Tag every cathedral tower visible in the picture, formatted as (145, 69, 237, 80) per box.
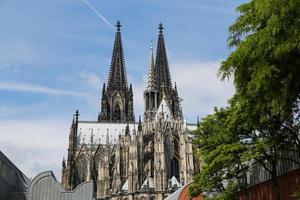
(144, 23, 182, 120)
(98, 21, 135, 123)
(155, 23, 172, 95)
(62, 22, 198, 200)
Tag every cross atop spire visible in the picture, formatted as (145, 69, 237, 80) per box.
(116, 20, 121, 31)
(99, 20, 135, 123)
(159, 23, 164, 34)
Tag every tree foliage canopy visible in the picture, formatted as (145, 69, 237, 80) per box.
(220, 0, 300, 120)
(191, 0, 300, 199)
(190, 106, 249, 199)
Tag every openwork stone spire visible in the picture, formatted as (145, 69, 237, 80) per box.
(155, 23, 172, 93)
(107, 20, 128, 91)
(143, 23, 183, 120)
(147, 41, 156, 90)
(98, 21, 135, 123)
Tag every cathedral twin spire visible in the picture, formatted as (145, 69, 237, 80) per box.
(144, 23, 181, 119)
(154, 23, 172, 93)
(98, 21, 134, 122)
(146, 23, 173, 94)
(106, 20, 173, 95)
(99, 21, 180, 123)
(107, 20, 128, 91)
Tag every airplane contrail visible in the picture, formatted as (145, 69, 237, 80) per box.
(81, 0, 115, 30)
(81, 0, 135, 48)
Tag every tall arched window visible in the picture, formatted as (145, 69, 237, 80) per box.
(107, 105, 110, 120)
(75, 155, 88, 185)
(171, 158, 180, 179)
(114, 104, 121, 121)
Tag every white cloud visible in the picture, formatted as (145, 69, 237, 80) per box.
(0, 39, 39, 67)
(0, 82, 86, 97)
(78, 70, 103, 108)
(80, 70, 102, 90)
(0, 103, 46, 118)
(0, 119, 69, 179)
(1, 142, 63, 180)
(132, 83, 146, 119)
(0, 120, 68, 148)
(132, 60, 235, 122)
(172, 60, 234, 121)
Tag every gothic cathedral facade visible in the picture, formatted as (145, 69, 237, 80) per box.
(61, 21, 198, 200)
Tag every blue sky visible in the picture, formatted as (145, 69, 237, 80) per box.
(0, 0, 245, 179)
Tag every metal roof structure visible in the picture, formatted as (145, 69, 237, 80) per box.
(0, 151, 30, 200)
(27, 171, 94, 200)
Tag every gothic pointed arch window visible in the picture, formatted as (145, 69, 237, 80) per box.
(171, 158, 180, 179)
(107, 105, 110, 120)
(173, 139, 179, 155)
(94, 149, 105, 180)
(75, 154, 89, 185)
(172, 138, 180, 179)
(114, 104, 121, 122)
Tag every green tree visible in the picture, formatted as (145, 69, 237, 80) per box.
(226, 95, 291, 200)
(191, 0, 300, 199)
(217, 0, 300, 199)
(190, 96, 299, 200)
(190, 106, 249, 200)
(219, 0, 300, 148)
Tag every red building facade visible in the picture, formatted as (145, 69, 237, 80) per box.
(239, 168, 300, 200)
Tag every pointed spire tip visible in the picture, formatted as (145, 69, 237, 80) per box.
(147, 42, 155, 90)
(116, 20, 121, 31)
(108, 19, 128, 90)
(159, 23, 164, 34)
(150, 40, 153, 50)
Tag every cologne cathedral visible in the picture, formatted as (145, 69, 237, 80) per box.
(61, 21, 198, 200)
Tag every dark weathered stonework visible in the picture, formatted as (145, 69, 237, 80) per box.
(144, 23, 182, 122)
(61, 22, 199, 200)
(98, 20, 135, 123)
